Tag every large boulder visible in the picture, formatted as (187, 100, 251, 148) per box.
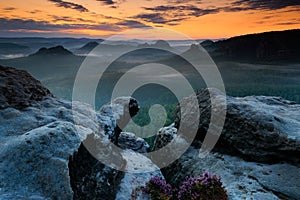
(0, 66, 157, 199)
(174, 88, 300, 165)
(0, 95, 125, 199)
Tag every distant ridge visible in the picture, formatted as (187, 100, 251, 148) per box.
(138, 40, 172, 49)
(30, 46, 73, 56)
(0, 43, 30, 55)
(73, 42, 99, 54)
(202, 29, 300, 63)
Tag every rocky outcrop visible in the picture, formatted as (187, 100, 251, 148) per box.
(154, 88, 300, 199)
(162, 145, 300, 200)
(174, 88, 300, 165)
(99, 97, 139, 145)
(0, 65, 52, 109)
(0, 66, 155, 199)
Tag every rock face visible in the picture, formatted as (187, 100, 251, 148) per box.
(118, 132, 149, 153)
(100, 97, 139, 145)
(162, 145, 300, 200)
(116, 150, 163, 200)
(174, 88, 300, 165)
(0, 65, 52, 109)
(0, 66, 154, 199)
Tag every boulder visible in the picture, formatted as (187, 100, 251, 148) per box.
(174, 88, 300, 165)
(0, 65, 52, 109)
(0, 66, 162, 199)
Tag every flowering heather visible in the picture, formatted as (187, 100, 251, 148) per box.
(177, 171, 228, 200)
(143, 176, 174, 200)
(140, 172, 228, 200)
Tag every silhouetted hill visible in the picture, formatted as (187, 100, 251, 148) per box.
(73, 41, 99, 54)
(200, 40, 214, 47)
(203, 29, 300, 63)
(0, 37, 104, 51)
(138, 40, 172, 49)
(30, 46, 73, 57)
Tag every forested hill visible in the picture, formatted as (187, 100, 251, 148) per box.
(202, 29, 300, 63)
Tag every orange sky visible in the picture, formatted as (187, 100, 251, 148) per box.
(0, 0, 299, 39)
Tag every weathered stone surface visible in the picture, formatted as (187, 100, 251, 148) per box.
(99, 97, 139, 144)
(0, 96, 125, 199)
(162, 146, 299, 200)
(0, 65, 53, 109)
(0, 121, 80, 199)
(153, 123, 177, 150)
(175, 88, 300, 165)
(0, 66, 161, 200)
(116, 150, 163, 200)
(154, 127, 300, 200)
(118, 132, 149, 153)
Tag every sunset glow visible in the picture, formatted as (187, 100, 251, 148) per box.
(1, 0, 300, 39)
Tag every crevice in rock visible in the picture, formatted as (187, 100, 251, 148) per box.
(68, 137, 124, 200)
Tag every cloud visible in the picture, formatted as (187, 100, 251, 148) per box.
(28, 9, 42, 14)
(275, 22, 300, 26)
(167, 0, 202, 4)
(116, 20, 152, 28)
(134, 13, 187, 25)
(230, 0, 300, 11)
(0, 17, 152, 35)
(0, 18, 121, 32)
(96, 0, 126, 8)
(48, 0, 89, 12)
(135, 5, 219, 25)
(97, 0, 116, 5)
(2, 7, 16, 11)
(48, 15, 96, 23)
(135, 0, 300, 26)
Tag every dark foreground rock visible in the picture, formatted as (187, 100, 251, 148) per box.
(0, 65, 52, 109)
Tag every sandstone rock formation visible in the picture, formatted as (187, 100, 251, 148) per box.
(174, 88, 300, 165)
(154, 88, 300, 200)
(0, 66, 156, 199)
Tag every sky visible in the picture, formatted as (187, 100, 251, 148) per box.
(0, 0, 300, 39)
